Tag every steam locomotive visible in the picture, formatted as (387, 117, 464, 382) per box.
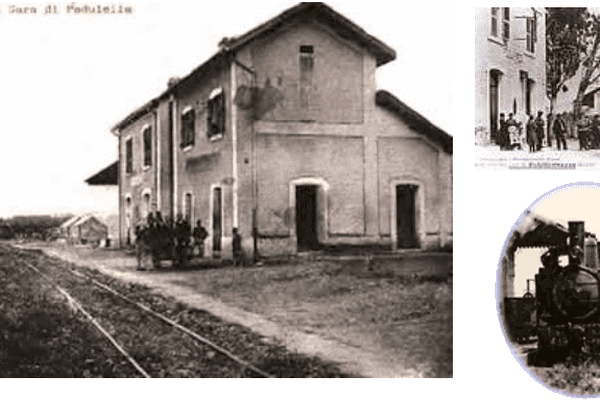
(530, 221, 600, 366)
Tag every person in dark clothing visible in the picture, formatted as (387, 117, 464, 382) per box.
(232, 228, 246, 267)
(174, 213, 191, 267)
(535, 111, 545, 151)
(554, 113, 567, 150)
(592, 115, 600, 149)
(498, 113, 507, 149)
(193, 219, 208, 258)
(146, 211, 156, 228)
(546, 113, 553, 148)
(526, 114, 537, 153)
(155, 211, 164, 226)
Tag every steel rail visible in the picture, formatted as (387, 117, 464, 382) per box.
(68, 269, 274, 378)
(17, 256, 151, 378)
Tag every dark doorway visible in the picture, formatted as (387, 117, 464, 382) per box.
(212, 187, 222, 254)
(526, 78, 533, 117)
(396, 185, 418, 249)
(296, 185, 319, 251)
(490, 70, 501, 143)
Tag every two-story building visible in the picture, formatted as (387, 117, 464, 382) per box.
(475, 7, 547, 144)
(112, 2, 453, 257)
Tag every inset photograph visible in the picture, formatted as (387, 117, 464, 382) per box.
(476, 8, 600, 170)
(500, 183, 600, 395)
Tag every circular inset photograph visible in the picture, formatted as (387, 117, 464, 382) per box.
(499, 183, 600, 396)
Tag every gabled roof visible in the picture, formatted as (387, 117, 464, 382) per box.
(375, 90, 452, 154)
(85, 161, 118, 185)
(73, 215, 106, 228)
(60, 216, 82, 229)
(112, 2, 396, 132)
(220, 2, 396, 66)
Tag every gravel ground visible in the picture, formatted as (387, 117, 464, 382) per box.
(0, 244, 354, 377)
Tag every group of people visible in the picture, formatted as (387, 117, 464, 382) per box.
(495, 111, 569, 152)
(576, 114, 600, 150)
(136, 211, 246, 267)
(525, 111, 568, 152)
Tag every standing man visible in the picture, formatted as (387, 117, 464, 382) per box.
(592, 115, 600, 149)
(526, 114, 537, 153)
(577, 114, 591, 150)
(193, 219, 208, 258)
(174, 213, 191, 268)
(232, 228, 246, 267)
(554, 113, 567, 151)
(546, 113, 553, 148)
(498, 113, 507, 149)
(535, 111, 545, 151)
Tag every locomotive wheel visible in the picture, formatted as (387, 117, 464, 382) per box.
(551, 265, 600, 322)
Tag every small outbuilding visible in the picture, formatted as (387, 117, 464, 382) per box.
(59, 215, 108, 246)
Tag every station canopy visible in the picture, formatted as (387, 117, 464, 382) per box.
(507, 212, 569, 252)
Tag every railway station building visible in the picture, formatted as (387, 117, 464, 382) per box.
(111, 2, 453, 257)
(475, 7, 547, 144)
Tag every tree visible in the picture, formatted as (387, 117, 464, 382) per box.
(546, 8, 587, 116)
(574, 11, 600, 119)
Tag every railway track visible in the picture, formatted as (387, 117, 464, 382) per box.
(1, 244, 288, 378)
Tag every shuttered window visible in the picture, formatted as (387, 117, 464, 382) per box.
(184, 193, 192, 223)
(299, 45, 314, 110)
(181, 109, 195, 148)
(125, 138, 133, 174)
(502, 8, 510, 40)
(526, 16, 536, 53)
(143, 126, 152, 167)
(207, 91, 225, 138)
(491, 8, 499, 37)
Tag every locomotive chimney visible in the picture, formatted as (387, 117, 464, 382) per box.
(569, 221, 585, 265)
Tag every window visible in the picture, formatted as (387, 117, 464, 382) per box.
(526, 15, 536, 53)
(125, 138, 133, 174)
(491, 8, 499, 37)
(181, 109, 195, 148)
(143, 126, 152, 167)
(184, 193, 192, 223)
(207, 89, 225, 139)
(502, 8, 510, 41)
(299, 45, 314, 109)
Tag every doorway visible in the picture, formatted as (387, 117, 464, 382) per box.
(396, 184, 418, 249)
(212, 187, 222, 254)
(296, 185, 318, 251)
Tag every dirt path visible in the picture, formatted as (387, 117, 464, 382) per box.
(25, 244, 429, 377)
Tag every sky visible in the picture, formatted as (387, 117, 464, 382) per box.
(0, 2, 453, 218)
(512, 186, 600, 296)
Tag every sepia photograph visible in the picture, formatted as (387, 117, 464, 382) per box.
(475, 8, 600, 170)
(0, 2, 453, 381)
(498, 183, 600, 396)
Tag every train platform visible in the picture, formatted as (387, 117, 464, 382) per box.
(14, 241, 448, 377)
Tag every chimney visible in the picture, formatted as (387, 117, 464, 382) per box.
(568, 221, 585, 265)
(167, 77, 181, 88)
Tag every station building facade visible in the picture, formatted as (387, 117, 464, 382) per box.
(113, 2, 453, 257)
